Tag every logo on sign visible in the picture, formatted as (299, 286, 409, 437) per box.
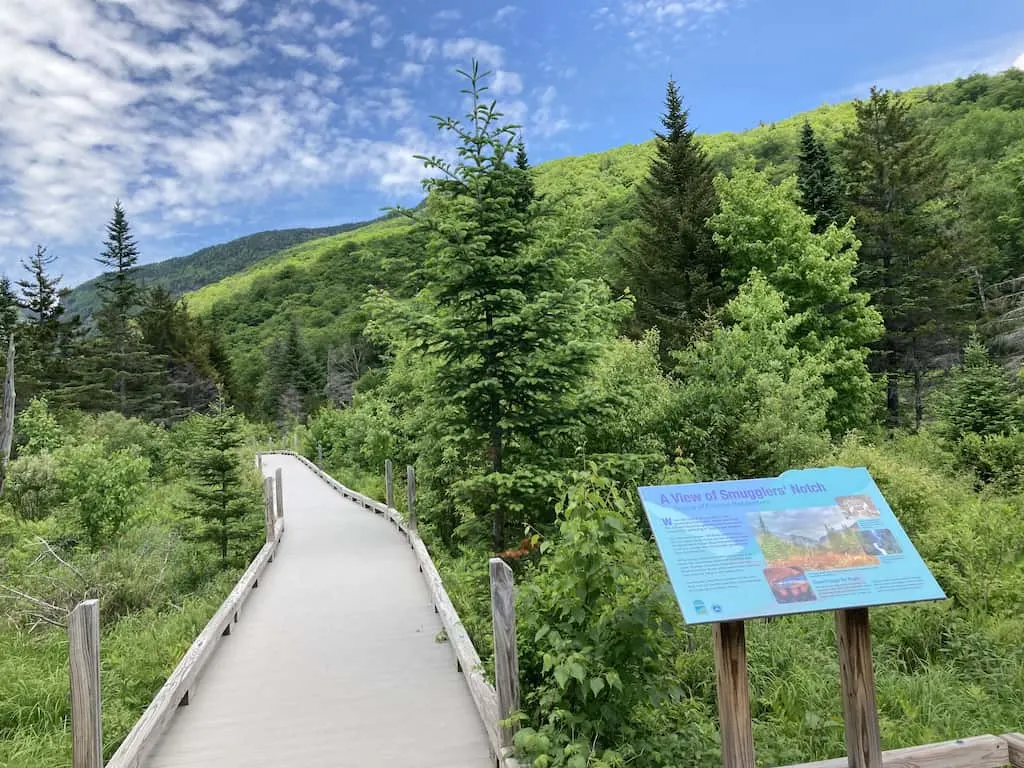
(693, 600, 707, 615)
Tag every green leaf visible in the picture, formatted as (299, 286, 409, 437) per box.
(589, 676, 605, 696)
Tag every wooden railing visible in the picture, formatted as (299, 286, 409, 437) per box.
(68, 468, 285, 768)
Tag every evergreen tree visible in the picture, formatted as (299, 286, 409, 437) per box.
(622, 77, 726, 356)
(182, 401, 260, 567)
(0, 277, 19, 347)
(936, 335, 1021, 441)
(95, 199, 140, 318)
(262, 319, 316, 426)
(93, 202, 174, 419)
(838, 86, 969, 426)
(796, 121, 843, 234)
(13, 246, 84, 404)
(378, 62, 611, 550)
(138, 287, 225, 416)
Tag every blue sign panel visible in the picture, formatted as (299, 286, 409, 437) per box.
(638, 467, 946, 624)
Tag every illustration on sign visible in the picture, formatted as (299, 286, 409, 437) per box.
(638, 467, 946, 624)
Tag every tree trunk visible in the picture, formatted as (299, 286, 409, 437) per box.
(0, 334, 15, 495)
(491, 424, 504, 552)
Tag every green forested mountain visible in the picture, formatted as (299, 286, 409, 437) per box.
(188, 69, 1024, 424)
(63, 217, 393, 320)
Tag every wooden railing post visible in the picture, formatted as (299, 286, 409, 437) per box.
(385, 459, 394, 509)
(274, 467, 284, 519)
(317, 441, 323, 467)
(69, 599, 102, 768)
(257, 453, 262, 472)
(489, 558, 520, 751)
(263, 477, 275, 544)
(406, 465, 417, 534)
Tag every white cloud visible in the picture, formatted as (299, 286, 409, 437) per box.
(315, 43, 355, 71)
(319, 19, 357, 37)
(403, 34, 438, 61)
(442, 37, 504, 68)
(371, 31, 389, 49)
(530, 86, 571, 138)
(491, 69, 524, 96)
(0, 0, 445, 276)
(277, 42, 313, 59)
(1013, 53, 1024, 70)
(599, 0, 736, 55)
(399, 62, 426, 82)
(494, 5, 518, 22)
(434, 9, 461, 22)
(267, 7, 315, 31)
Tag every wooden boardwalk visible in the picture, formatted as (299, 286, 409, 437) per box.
(142, 454, 493, 767)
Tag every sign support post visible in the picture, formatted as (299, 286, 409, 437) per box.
(835, 608, 882, 768)
(711, 621, 755, 768)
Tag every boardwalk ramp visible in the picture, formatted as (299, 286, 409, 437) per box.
(137, 453, 492, 767)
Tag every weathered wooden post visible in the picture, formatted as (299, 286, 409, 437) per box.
(317, 441, 323, 467)
(263, 477, 275, 544)
(489, 558, 520, 751)
(275, 467, 284, 519)
(835, 608, 882, 768)
(69, 599, 102, 768)
(711, 621, 755, 768)
(385, 459, 394, 509)
(0, 333, 15, 496)
(406, 465, 416, 535)
(257, 453, 263, 472)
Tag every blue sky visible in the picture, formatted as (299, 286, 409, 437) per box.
(1, 0, 1023, 287)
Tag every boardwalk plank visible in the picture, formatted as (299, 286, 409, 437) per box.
(142, 455, 492, 768)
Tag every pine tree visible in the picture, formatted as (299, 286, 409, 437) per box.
(796, 122, 843, 234)
(263, 319, 316, 426)
(380, 62, 609, 550)
(182, 401, 260, 567)
(622, 77, 726, 356)
(13, 246, 83, 403)
(95, 199, 140, 319)
(0, 277, 19, 349)
(838, 86, 969, 427)
(93, 201, 174, 419)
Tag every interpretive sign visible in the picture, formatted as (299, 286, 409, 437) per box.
(639, 467, 946, 624)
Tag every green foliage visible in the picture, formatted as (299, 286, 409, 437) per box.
(515, 470, 694, 767)
(935, 335, 1021, 440)
(53, 441, 149, 551)
(15, 398, 65, 455)
(670, 273, 833, 477)
(710, 167, 884, 433)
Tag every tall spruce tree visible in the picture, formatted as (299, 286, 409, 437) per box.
(14, 246, 81, 403)
(380, 61, 608, 550)
(796, 122, 843, 234)
(0, 277, 18, 344)
(93, 201, 173, 419)
(838, 86, 969, 426)
(622, 77, 726, 356)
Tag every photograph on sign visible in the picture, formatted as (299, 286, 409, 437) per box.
(638, 467, 946, 624)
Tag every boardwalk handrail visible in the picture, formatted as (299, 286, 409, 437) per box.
(102, 488, 285, 768)
(270, 450, 520, 768)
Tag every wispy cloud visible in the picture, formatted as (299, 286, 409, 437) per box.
(494, 5, 519, 23)
(596, 0, 737, 54)
(0, 0, 444, 274)
(442, 37, 505, 68)
(434, 9, 461, 22)
(841, 41, 1024, 98)
(403, 33, 438, 61)
(491, 70, 524, 96)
